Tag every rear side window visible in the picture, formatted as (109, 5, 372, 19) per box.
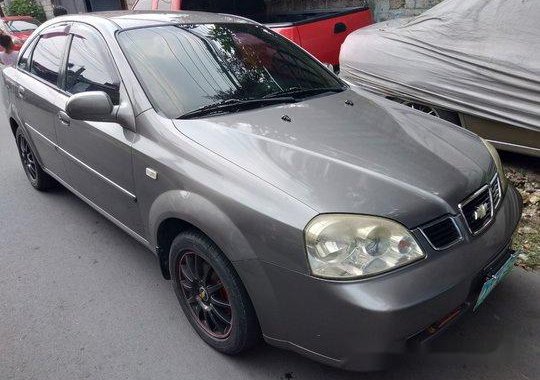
(30, 31, 70, 86)
(133, 0, 153, 10)
(65, 24, 120, 104)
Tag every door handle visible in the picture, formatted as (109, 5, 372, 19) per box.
(17, 86, 25, 99)
(334, 22, 347, 34)
(57, 111, 71, 126)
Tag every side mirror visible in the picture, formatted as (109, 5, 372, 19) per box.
(66, 91, 116, 122)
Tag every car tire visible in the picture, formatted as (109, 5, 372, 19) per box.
(400, 100, 462, 126)
(169, 230, 260, 355)
(15, 129, 57, 191)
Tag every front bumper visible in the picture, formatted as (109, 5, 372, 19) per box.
(235, 185, 522, 371)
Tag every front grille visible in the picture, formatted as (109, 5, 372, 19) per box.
(459, 184, 494, 235)
(421, 217, 462, 250)
(490, 174, 502, 208)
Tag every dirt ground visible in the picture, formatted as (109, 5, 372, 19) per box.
(501, 152, 540, 270)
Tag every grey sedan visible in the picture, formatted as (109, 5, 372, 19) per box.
(2, 11, 522, 371)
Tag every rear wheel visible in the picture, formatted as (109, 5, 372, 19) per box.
(15, 129, 56, 191)
(170, 230, 260, 354)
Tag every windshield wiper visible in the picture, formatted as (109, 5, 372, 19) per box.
(177, 97, 296, 119)
(263, 86, 345, 100)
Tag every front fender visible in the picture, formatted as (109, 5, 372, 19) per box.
(148, 190, 256, 262)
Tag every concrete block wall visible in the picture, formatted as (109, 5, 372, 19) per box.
(38, 0, 55, 19)
(373, 0, 443, 21)
(267, 0, 444, 21)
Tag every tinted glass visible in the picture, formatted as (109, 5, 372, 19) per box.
(8, 19, 40, 32)
(133, 0, 153, 10)
(65, 25, 120, 104)
(31, 32, 69, 86)
(118, 23, 344, 118)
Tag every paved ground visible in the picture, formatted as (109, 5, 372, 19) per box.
(0, 106, 539, 380)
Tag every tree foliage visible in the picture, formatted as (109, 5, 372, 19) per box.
(7, 0, 47, 22)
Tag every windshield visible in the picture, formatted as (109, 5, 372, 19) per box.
(7, 19, 40, 32)
(117, 23, 345, 118)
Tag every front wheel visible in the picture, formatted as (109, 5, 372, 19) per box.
(170, 230, 260, 354)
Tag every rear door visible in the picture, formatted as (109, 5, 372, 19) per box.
(15, 24, 71, 179)
(55, 23, 143, 235)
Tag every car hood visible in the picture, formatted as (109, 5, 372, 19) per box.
(173, 89, 494, 228)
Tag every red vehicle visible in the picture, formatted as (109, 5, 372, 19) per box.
(0, 16, 41, 50)
(132, 0, 373, 66)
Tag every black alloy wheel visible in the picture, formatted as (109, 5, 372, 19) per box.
(18, 133, 38, 182)
(15, 128, 56, 190)
(170, 231, 260, 354)
(178, 250, 233, 338)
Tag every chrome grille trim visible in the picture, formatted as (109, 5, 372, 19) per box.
(421, 173, 504, 248)
(458, 173, 503, 236)
(490, 173, 502, 209)
(419, 216, 463, 251)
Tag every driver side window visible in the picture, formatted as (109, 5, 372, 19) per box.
(65, 24, 120, 105)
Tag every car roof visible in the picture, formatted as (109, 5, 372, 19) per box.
(55, 10, 255, 30)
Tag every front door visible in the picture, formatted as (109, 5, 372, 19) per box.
(55, 23, 143, 236)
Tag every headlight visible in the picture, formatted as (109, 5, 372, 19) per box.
(305, 214, 425, 279)
(482, 139, 508, 191)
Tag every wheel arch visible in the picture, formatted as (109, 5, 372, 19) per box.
(9, 117, 47, 168)
(155, 217, 199, 279)
(150, 190, 257, 279)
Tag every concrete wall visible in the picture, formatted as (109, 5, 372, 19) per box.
(267, 0, 443, 21)
(371, 0, 444, 21)
(48, 0, 445, 21)
(38, 0, 55, 18)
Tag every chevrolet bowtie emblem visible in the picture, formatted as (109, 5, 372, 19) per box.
(473, 203, 489, 221)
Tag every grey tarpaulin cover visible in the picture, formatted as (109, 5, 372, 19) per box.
(339, 0, 540, 133)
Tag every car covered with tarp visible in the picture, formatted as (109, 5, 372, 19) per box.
(340, 0, 540, 157)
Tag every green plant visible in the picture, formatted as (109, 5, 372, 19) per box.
(7, 0, 47, 22)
